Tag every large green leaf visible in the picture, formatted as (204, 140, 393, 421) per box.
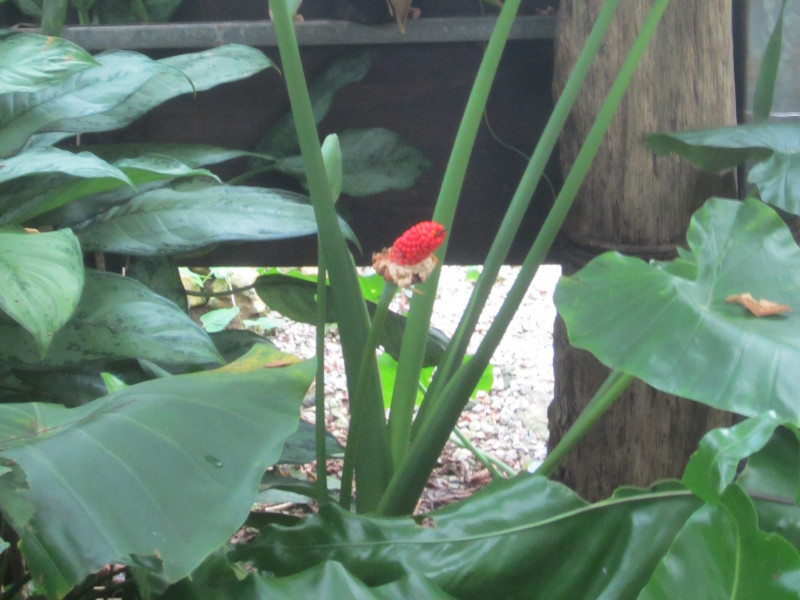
(272, 128, 431, 197)
(0, 34, 98, 94)
(1, 269, 222, 367)
(254, 273, 449, 366)
(31, 153, 219, 228)
(682, 413, 785, 503)
(555, 197, 800, 424)
(638, 485, 800, 599)
(647, 121, 800, 216)
(74, 184, 346, 256)
(0, 147, 133, 225)
(0, 46, 273, 157)
(80, 142, 264, 168)
(159, 45, 275, 93)
(0, 228, 83, 353)
(0, 346, 315, 598)
(252, 50, 374, 160)
(738, 426, 800, 552)
(231, 475, 702, 600)
(163, 561, 456, 599)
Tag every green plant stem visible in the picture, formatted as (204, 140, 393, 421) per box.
(387, 0, 523, 470)
(379, 0, 672, 516)
(451, 427, 513, 479)
(271, 0, 392, 512)
(339, 281, 397, 510)
(184, 284, 256, 298)
(415, 0, 623, 435)
(534, 371, 634, 478)
(314, 242, 329, 505)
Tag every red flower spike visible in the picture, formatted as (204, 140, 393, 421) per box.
(387, 221, 447, 266)
(372, 221, 447, 288)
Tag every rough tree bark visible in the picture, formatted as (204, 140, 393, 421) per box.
(548, 0, 739, 501)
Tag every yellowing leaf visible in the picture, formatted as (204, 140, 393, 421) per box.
(725, 292, 792, 317)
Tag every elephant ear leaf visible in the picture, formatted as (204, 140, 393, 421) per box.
(0, 346, 315, 599)
(555, 197, 800, 425)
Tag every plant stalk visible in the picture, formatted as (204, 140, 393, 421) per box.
(387, 0, 524, 469)
(339, 281, 397, 509)
(379, 0, 672, 516)
(534, 371, 634, 477)
(270, 0, 392, 512)
(415, 0, 623, 433)
(314, 243, 329, 504)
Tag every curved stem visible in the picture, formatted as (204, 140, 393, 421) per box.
(314, 243, 330, 505)
(534, 371, 634, 478)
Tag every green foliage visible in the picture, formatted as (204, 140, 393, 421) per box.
(1, 1, 798, 598)
(13, 0, 183, 25)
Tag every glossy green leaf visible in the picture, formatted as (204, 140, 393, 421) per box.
(279, 420, 344, 465)
(231, 475, 702, 600)
(159, 45, 274, 92)
(273, 128, 431, 196)
(646, 123, 778, 171)
(639, 485, 800, 599)
(738, 426, 800, 552)
(78, 142, 266, 167)
(555, 197, 800, 424)
(0, 228, 83, 353)
(126, 255, 187, 311)
(164, 561, 455, 599)
(752, 0, 787, 121)
(254, 273, 449, 366)
(252, 50, 373, 160)
(0, 46, 273, 157)
(647, 121, 800, 216)
(0, 347, 315, 598)
(1, 269, 222, 367)
(683, 413, 785, 503)
(74, 185, 346, 256)
(0, 147, 133, 225)
(33, 153, 219, 228)
(0, 34, 98, 94)
(200, 306, 240, 333)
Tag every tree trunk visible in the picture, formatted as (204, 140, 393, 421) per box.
(548, 0, 738, 501)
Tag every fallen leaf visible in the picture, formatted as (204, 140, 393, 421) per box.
(725, 292, 792, 317)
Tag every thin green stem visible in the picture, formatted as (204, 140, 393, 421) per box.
(379, 0, 672, 516)
(339, 281, 397, 509)
(387, 0, 523, 469)
(271, 0, 392, 512)
(314, 242, 329, 505)
(415, 0, 623, 437)
(534, 371, 634, 478)
(451, 427, 511, 479)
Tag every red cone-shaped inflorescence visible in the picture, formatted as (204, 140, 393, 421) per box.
(387, 221, 446, 266)
(373, 221, 447, 288)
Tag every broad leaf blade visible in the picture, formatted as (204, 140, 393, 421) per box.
(163, 561, 456, 599)
(1, 269, 222, 367)
(273, 128, 431, 196)
(752, 0, 788, 121)
(638, 485, 800, 599)
(73, 184, 346, 256)
(0, 347, 315, 598)
(158, 45, 275, 93)
(252, 50, 374, 160)
(682, 413, 785, 503)
(0, 228, 83, 353)
(231, 475, 701, 600)
(0, 34, 98, 94)
(555, 197, 800, 424)
(0, 147, 133, 225)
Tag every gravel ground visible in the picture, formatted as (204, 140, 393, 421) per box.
(265, 264, 561, 509)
